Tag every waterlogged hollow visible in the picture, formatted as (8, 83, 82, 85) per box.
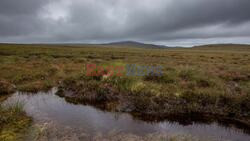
(3, 88, 250, 141)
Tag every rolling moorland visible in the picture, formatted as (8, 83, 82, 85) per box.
(0, 43, 250, 140)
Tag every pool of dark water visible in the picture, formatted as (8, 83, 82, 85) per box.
(3, 88, 250, 141)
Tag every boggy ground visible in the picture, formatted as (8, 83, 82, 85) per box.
(0, 44, 250, 140)
(56, 72, 250, 127)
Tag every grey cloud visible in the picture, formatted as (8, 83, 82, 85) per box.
(121, 0, 250, 38)
(0, 0, 48, 15)
(0, 0, 52, 36)
(0, 0, 250, 46)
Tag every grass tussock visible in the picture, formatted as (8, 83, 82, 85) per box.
(0, 102, 31, 141)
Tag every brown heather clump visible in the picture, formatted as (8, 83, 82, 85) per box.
(0, 80, 15, 95)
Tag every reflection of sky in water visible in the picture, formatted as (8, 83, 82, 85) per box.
(4, 89, 250, 141)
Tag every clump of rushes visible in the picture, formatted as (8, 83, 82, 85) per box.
(104, 76, 138, 92)
(0, 102, 31, 141)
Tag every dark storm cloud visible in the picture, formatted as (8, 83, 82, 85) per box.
(0, 0, 250, 46)
(0, 0, 51, 36)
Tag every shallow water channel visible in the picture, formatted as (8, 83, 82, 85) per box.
(3, 88, 250, 141)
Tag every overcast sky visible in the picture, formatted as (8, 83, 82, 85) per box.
(0, 0, 250, 46)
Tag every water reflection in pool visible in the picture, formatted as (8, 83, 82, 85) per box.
(4, 88, 250, 141)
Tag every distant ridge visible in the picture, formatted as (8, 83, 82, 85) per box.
(102, 41, 168, 49)
(192, 44, 250, 50)
(1, 42, 250, 50)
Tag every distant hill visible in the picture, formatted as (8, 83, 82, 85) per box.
(192, 44, 250, 50)
(2, 42, 250, 50)
(29, 41, 169, 49)
(102, 41, 168, 49)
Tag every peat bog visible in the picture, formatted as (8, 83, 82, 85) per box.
(0, 44, 250, 140)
